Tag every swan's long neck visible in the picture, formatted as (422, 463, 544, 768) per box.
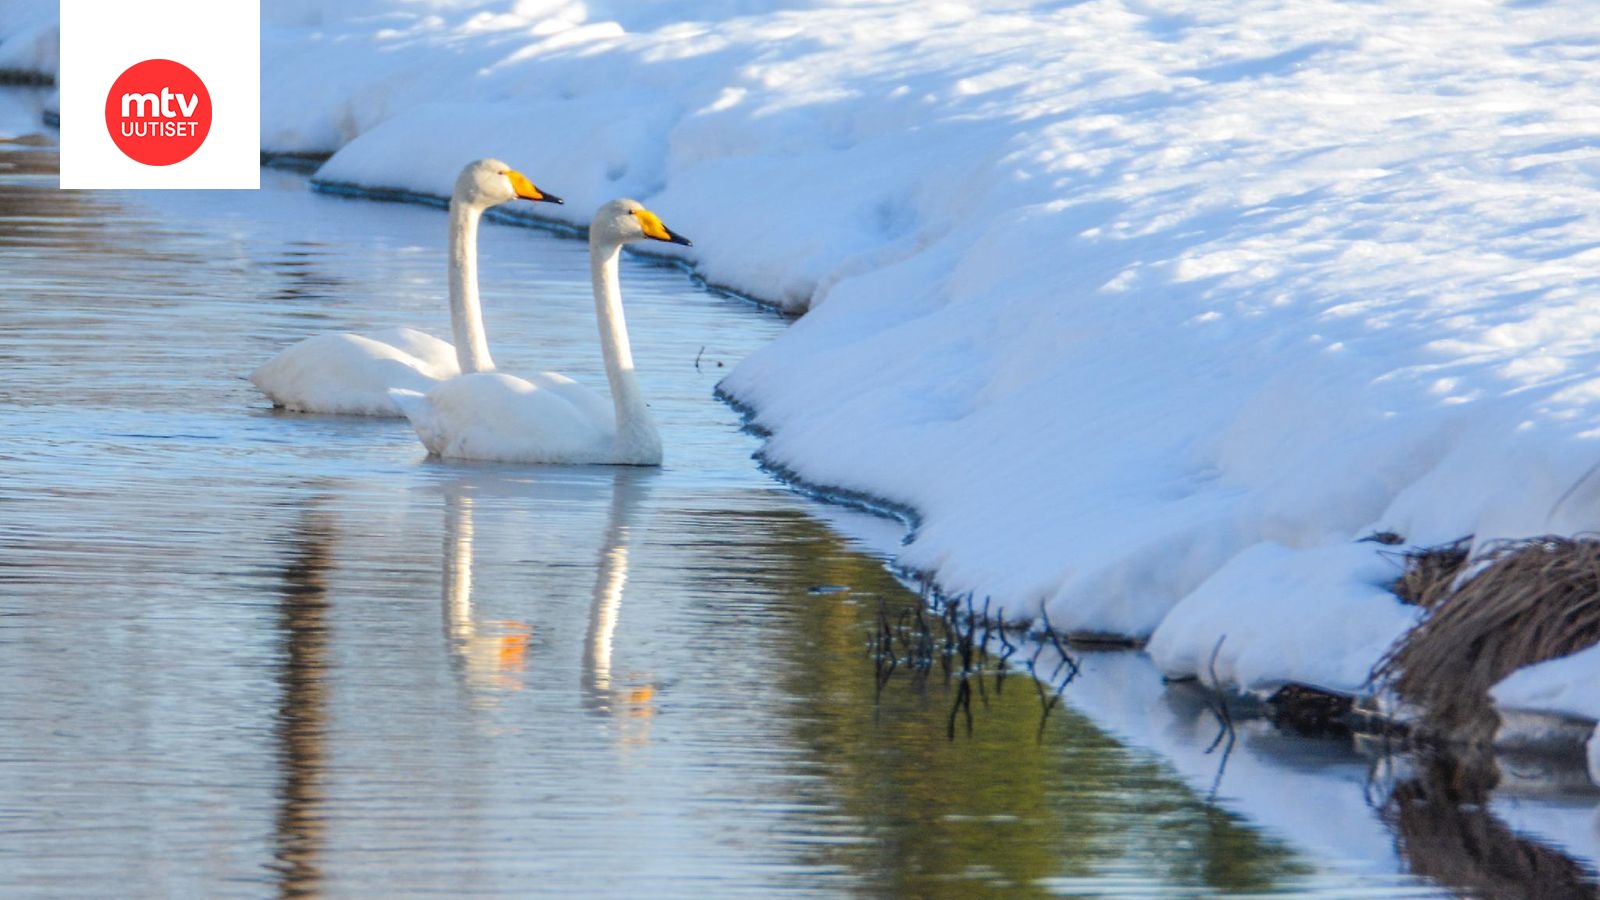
(447, 197, 495, 373)
(590, 239, 659, 459)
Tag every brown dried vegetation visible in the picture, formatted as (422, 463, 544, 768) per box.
(1374, 536, 1600, 742)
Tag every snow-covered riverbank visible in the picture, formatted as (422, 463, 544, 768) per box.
(7, 0, 1600, 739)
(0, 1, 51, 83)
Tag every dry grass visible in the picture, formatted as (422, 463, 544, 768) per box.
(1373, 536, 1600, 742)
(1390, 537, 1471, 609)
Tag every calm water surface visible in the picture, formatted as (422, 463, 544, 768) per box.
(0, 91, 1568, 897)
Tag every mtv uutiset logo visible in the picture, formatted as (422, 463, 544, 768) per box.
(60, 1, 258, 189)
(105, 59, 213, 166)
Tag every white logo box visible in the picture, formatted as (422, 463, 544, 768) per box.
(59, 0, 259, 189)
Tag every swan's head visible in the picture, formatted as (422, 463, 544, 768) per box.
(456, 158, 563, 208)
(592, 198, 692, 248)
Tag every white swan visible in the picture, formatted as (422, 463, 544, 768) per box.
(250, 158, 563, 416)
(391, 199, 691, 466)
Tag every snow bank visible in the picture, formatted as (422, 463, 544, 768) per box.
(0, 0, 57, 80)
(0, 82, 44, 139)
(1146, 543, 1422, 696)
(1493, 646, 1600, 724)
(9, 0, 1600, 708)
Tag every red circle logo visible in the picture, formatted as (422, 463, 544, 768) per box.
(104, 59, 212, 167)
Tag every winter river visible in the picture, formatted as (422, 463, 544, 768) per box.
(1, 87, 1591, 897)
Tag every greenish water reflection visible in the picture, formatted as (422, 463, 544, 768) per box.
(673, 506, 1317, 896)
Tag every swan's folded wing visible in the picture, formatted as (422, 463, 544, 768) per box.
(252, 332, 445, 416)
(365, 327, 460, 377)
(525, 371, 613, 424)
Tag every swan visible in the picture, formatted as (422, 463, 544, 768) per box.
(390, 198, 691, 466)
(250, 158, 563, 416)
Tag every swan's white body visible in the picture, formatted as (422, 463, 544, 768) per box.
(392, 199, 690, 466)
(393, 371, 623, 463)
(250, 327, 459, 416)
(250, 159, 559, 416)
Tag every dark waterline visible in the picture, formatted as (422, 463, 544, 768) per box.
(0, 91, 1586, 896)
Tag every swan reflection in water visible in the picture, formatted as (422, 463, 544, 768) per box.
(580, 467, 656, 725)
(442, 487, 532, 696)
(438, 466, 656, 730)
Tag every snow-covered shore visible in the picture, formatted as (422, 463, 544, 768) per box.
(0, 1, 52, 82)
(7, 1, 1600, 734)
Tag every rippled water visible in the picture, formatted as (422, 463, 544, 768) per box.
(0, 95, 1549, 897)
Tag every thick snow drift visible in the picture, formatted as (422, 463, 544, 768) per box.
(0, 1, 55, 80)
(1494, 646, 1600, 724)
(6, 0, 1600, 714)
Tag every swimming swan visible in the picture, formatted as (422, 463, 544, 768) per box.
(390, 199, 691, 466)
(250, 159, 563, 416)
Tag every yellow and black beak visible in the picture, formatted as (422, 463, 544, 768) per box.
(634, 207, 692, 246)
(506, 170, 563, 205)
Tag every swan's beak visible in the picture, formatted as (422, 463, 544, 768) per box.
(635, 208, 693, 247)
(508, 170, 562, 204)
